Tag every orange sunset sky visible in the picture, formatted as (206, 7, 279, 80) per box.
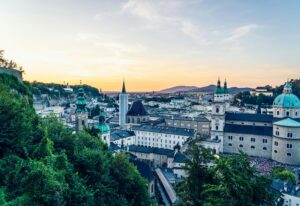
(1, 0, 299, 91)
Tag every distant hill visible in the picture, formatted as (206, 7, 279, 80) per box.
(158, 85, 251, 94)
(158, 86, 198, 93)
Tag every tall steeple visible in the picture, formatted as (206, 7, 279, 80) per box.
(119, 80, 128, 127)
(75, 82, 88, 131)
(76, 83, 87, 113)
(215, 78, 223, 94)
(223, 79, 229, 94)
(122, 80, 126, 94)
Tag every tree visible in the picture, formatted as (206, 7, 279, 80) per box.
(176, 139, 278, 206)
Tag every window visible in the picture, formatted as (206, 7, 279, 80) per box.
(216, 125, 219, 130)
(263, 139, 267, 143)
(274, 141, 278, 146)
(228, 143, 232, 146)
(251, 138, 255, 142)
(277, 111, 279, 115)
(251, 146, 255, 149)
(287, 133, 293, 138)
(287, 153, 292, 156)
(274, 150, 278, 153)
(228, 136, 233, 140)
(296, 112, 298, 116)
(287, 144, 292, 148)
(276, 131, 279, 136)
(216, 108, 219, 113)
(263, 147, 267, 150)
(239, 137, 244, 141)
(239, 144, 243, 148)
(286, 111, 290, 116)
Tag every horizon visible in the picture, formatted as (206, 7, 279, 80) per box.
(1, 0, 300, 91)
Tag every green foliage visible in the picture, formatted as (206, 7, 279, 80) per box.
(0, 74, 151, 206)
(234, 91, 274, 106)
(176, 140, 278, 206)
(271, 166, 296, 184)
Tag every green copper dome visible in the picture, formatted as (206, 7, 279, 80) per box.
(273, 82, 300, 108)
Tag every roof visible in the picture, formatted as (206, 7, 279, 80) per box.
(132, 125, 194, 137)
(129, 145, 174, 157)
(127, 100, 148, 116)
(273, 93, 300, 108)
(225, 112, 273, 123)
(173, 153, 187, 163)
(224, 124, 273, 136)
(167, 116, 209, 122)
(130, 159, 154, 181)
(111, 130, 135, 141)
(109, 142, 120, 151)
(273, 118, 300, 127)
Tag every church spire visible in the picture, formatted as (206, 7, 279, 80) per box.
(122, 80, 126, 94)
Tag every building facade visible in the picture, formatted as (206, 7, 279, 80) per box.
(208, 81, 300, 165)
(132, 125, 194, 150)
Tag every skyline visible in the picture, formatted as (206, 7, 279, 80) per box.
(1, 0, 300, 91)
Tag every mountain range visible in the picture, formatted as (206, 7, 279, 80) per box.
(158, 85, 252, 94)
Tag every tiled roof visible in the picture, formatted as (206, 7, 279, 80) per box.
(130, 159, 154, 181)
(132, 125, 194, 136)
(127, 100, 148, 116)
(111, 130, 135, 141)
(225, 112, 273, 123)
(224, 124, 273, 136)
(129, 145, 174, 157)
(173, 153, 187, 163)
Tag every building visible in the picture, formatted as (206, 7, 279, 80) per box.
(164, 116, 210, 135)
(207, 81, 300, 165)
(75, 85, 88, 131)
(272, 179, 300, 206)
(128, 145, 174, 167)
(127, 100, 149, 124)
(119, 80, 128, 127)
(111, 130, 135, 147)
(250, 86, 273, 97)
(130, 159, 155, 197)
(132, 125, 194, 150)
(96, 108, 110, 146)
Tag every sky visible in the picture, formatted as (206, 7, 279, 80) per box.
(0, 0, 300, 91)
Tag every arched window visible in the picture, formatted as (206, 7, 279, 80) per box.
(216, 107, 219, 113)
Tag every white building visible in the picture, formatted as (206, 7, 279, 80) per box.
(132, 125, 194, 150)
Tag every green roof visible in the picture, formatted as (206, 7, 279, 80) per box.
(96, 123, 110, 134)
(273, 94, 300, 108)
(274, 118, 300, 127)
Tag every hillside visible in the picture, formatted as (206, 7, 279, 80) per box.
(158, 86, 198, 93)
(0, 74, 151, 206)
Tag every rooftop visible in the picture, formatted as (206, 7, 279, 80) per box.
(273, 118, 300, 127)
(224, 124, 273, 136)
(225, 112, 273, 123)
(111, 130, 135, 141)
(129, 145, 174, 157)
(130, 159, 154, 181)
(131, 125, 194, 136)
(127, 100, 148, 116)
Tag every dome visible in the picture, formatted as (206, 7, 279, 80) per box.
(96, 123, 110, 134)
(273, 94, 300, 108)
(273, 82, 300, 108)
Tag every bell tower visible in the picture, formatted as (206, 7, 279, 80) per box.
(75, 82, 88, 131)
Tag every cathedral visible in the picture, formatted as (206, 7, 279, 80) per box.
(208, 80, 300, 165)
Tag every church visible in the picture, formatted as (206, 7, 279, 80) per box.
(207, 80, 300, 165)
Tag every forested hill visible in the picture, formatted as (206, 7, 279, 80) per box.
(0, 73, 152, 205)
(31, 81, 100, 98)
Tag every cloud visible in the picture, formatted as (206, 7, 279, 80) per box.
(121, 0, 203, 41)
(225, 24, 262, 42)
